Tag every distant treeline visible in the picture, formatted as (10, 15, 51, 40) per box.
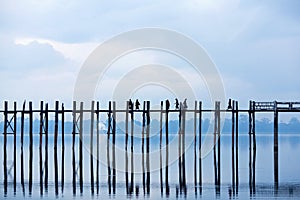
(0, 115, 299, 135)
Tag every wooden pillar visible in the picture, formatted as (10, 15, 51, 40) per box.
(159, 101, 163, 195)
(107, 101, 112, 194)
(146, 101, 150, 194)
(112, 101, 116, 194)
(54, 101, 59, 196)
(178, 103, 182, 191)
(29, 101, 33, 195)
(235, 101, 239, 187)
(21, 101, 25, 194)
(165, 100, 170, 195)
(13, 102, 17, 194)
(125, 101, 129, 194)
(182, 102, 186, 191)
(194, 101, 197, 194)
(44, 103, 49, 192)
(274, 101, 279, 187)
(72, 101, 76, 195)
(231, 100, 235, 187)
(96, 102, 100, 194)
(3, 101, 8, 195)
(130, 101, 134, 194)
(79, 102, 84, 194)
(142, 101, 146, 195)
(61, 103, 65, 194)
(198, 101, 202, 194)
(90, 101, 95, 195)
(39, 101, 44, 196)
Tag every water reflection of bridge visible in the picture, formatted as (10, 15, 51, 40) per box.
(1, 100, 300, 198)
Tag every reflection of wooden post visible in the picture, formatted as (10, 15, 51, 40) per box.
(39, 101, 44, 196)
(79, 102, 84, 194)
(3, 101, 8, 195)
(72, 101, 76, 195)
(112, 101, 116, 194)
(96, 102, 100, 194)
(90, 101, 95, 195)
(21, 101, 25, 194)
(61, 103, 65, 194)
(198, 101, 202, 194)
(125, 101, 129, 194)
(13, 102, 17, 193)
(274, 101, 279, 188)
(29, 101, 33, 195)
(146, 101, 150, 194)
(165, 100, 170, 196)
(194, 101, 197, 194)
(44, 103, 49, 192)
(159, 101, 163, 195)
(54, 101, 59, 196)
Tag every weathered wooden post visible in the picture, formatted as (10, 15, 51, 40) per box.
(107, 101, 112, 194)
(274, 101, 279, 188)
(90, 101, 95, 195)
(72, 101, 76, 195)
(165, 100, 170, 196)
(13, 102, 17, 194)
(194, 101, 197, 195)
(198, 101, 202, 194)
(142, 101, 146, 195)
(160, 101, 163, 195)
(125, 101, 129, 194)
(44, 103, 49, 192)
(61, 103, 65, 194)
(96, 102, 100, 194)
(79, 102, 84, 194)
(29, 101, 33, 195)
(21, 101, 25, 194)
(178, 103, 182, 192)
(112, 101, 116, 194)
(235, 101, 239, 188)
(3, 101, 8, 195)
(130, 101, 134, 194)
(231, 100, 235, 187)
(39, 101, 44, 196)
(182, 102, 186, 192)
(146, 101, 150, 194)
(54, 101, 59, 196)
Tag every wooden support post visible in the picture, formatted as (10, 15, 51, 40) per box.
(29, 101, 33, 195)
(107, 101, 111, 194)
(54, 101, 59, 196)
(3, 101, 8, 195)
(217, 102, 221, 187)
(72, 101, 76, 195)
(130, 101, 134, 194)
(13, 102, 17, 194)
(146, 101, 150, 194)
(231, 100, 235, 187)
(178, 103, 182, 192)
(125, 101, 129, 194)
(198, 101, 202, 194)
(160, 101, 163, 195)
(96, 102, 100, 194)
(142, 101, 146, 195)
(61, 103, 65, 194)
(274, 101, 279, 188)
(112, 101, 116, 194)
(44, 103, 49, 192)
(214, 101, 221, 195)
(182, 102, 186, 192)
(249, 101, 254, 193)
(39, 101, 44, 196)
(165, 100, 170, 196)
(21, 101, 25, 194)
(79, 102, 84, 194)
(235, 101, 239, 187)
(90, 101, 95, 195)
(194, 101, 197, 195)
(213, 102, 218, 186)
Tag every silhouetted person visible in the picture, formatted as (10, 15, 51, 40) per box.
(175, 98, 179, 109)
(166, 99, 170, 111)
(228, 98, 232, 110)
(129, 99, 133, 110)
(135, 99, 140, 110)
(183, 98, 188, 109)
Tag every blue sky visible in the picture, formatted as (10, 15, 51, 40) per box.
(0, 0, 299, 110)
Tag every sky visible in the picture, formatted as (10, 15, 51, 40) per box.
(0, 0, 300, 111)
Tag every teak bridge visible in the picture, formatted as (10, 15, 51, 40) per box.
(1, 100, 300, 197)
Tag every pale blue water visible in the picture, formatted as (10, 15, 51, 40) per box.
(1, 133, 300, 199)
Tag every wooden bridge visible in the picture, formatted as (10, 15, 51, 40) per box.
(1, 100, 300, 197)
